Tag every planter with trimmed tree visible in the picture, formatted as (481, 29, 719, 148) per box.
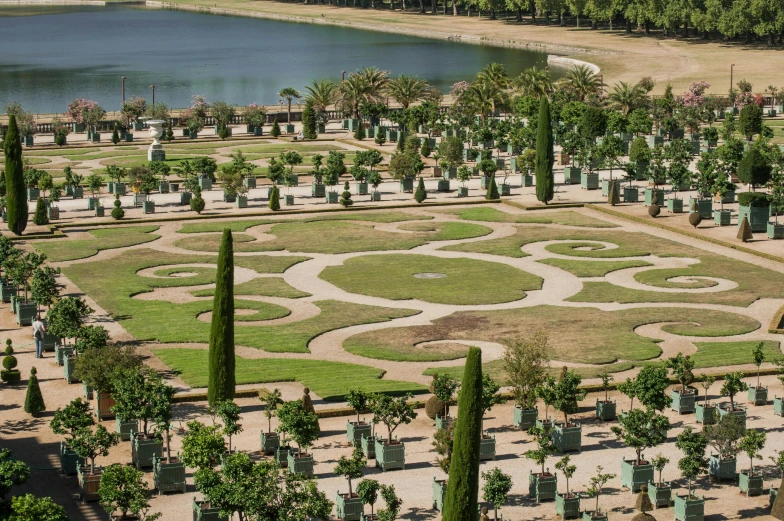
(335, 447, 366, 520)
(555, 456, 580, 519)
(674, 427, 709, 521)
(668, 353, 697, 414)
(647, 454, 672, 508)
(527, 424, 558, 503)
(372, 394, 415, 471)
(738, 429, 766, 496)
(705, 412, 744, 482)
(581, 466, 615, 521)
(595, 373, 616, 421)
(506, 333, 548, 431)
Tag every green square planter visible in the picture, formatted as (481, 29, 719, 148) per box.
(768, 222, 784, 239)
(152, 456, 187, 494)
(738, 204, 770, 233)
(326, 191, 339, 204)
(287, 452, 314, 477)
(312, 183, 326, 197)
(648, 481, 672, 508)
(444, 167, 458, 179)
(552, 423, 582, 452)
(671, 389, 697, 414)
(192, 498, 228, 521)
(113, 183, 126, 196)
(72, 186, 84, 199)
(709, 455, 736, 482)
(115, 418, 138, 441)
(284, 124, 295, 134)
(580, 172, 599, 190)
(696, 404, 717, 424)
(336, 492, 363, 521)
(60, 442, 83, 476)
(717, 404, 746, 427)
(55, 344, 74, 367)
(355, 182, 369, 195)
(64, 355, 78, 384)
(78, 466, 102, 503)
(87, 197, 98, 211)
(16, 302, 36, 326)
(529, 472, 557, 503)
(143, 201, 155, 214)
(437, 179, 450, 192)
(635, 162, 649, 180)
(94, 206, 104, 217)
(714, 210, 731, 226)
(689, 198, 712, 218)
(371, 191, 381, 201)
(774, 396, 784, 416)
(132, 433, 163, 470)
(222, 192, 236, 203)
(771, 487, 778, 508)
(479, 435, 496, 461)
(674, 494, 705, 521)
(26, 188, 39, 202)
(499, 183, 511, 196)
(260, 432, 279, 455)
(556, 493, 580, 519)
(644, 188, 664, 206)
(82, 382, 93, 399)
(199, 178, 212, 191)
(581, 510, 608, 521)
(432, 478, 447, 511)
(159, 182, 170, 194)
(435, 415, 453, 431)
(513, 406, 537, 430)
(361, 435, 378, 459)
(521, 174, 533, 187)
(346, 421, 371, 445)
(276, 446, 293, 468)
(564, 167, 581, 184)
(621, 459, 654, 492)
(647, 135, 664, 147)
(1, 284, 15, 303)
(180, 192, 192, 206)
(748, 386, 768, 405)
(623, 187, 639, 202)
(47, 206, 60, 220)
(601, 179, 619, 197)
(399, 178, 414, 193)
(374, 439, 405, 471)
(595, 400, 616, 421)
(667, 198, 684, 213)
(235, 196, 248, 208)
(739, 471, 764, 496)
(243, 176, 257, 189)
(385, 129, 398, 142)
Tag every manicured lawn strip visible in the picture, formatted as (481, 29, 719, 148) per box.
(192, 277, 311, 299)
(27, 147, 140, 157)
(346, 339, 469, 362)
(25, 157, 52, 165)
(320, 254, 542, 305)
(62, 150, 146, 161)
(437, 207, 618, 228)
(537, 258, 652, 277)
(177, 211, 431, 233)
(343, 305, 760, 365)
(97, 154, 203, 168)
(153, 348, 427, 400)
(32, 225, 160, 262)
(233, 255, 311, 274)
(568, 281, 759, 307)
(152, 266, 216, 285)
(690, 340, 781, 368)
(233, 144, 342, 154)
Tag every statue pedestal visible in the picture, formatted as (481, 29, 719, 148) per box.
(146, 120, 166, 162)
(148, 144, 165, 161)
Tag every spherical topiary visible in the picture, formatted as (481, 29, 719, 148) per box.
(425, 395, 447, 420)
(339, 181, 353, 208)
(111, 194, 125, 220)
(648, 204, 660, 218)
(688, 211, 702, 228)
(2, 353, 16, 371)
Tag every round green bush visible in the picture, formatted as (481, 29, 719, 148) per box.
(425, 395, 447, 420)
(3, 353, 16, 371)
(648, 204, 661, 218)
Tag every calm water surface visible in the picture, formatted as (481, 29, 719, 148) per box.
(0, 5, 562, 112)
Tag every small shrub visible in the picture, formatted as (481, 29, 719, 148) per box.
(486, 175, 499, 200)
(190, 186, 205, 214)
(111, 194, 124, 220)
(24, 367, 45, 415)
(425, 395, 446, 420)
(32, 198, 48, 226)
(270, 119, 281, 138)
(354, 124, 365, 141)
(420, 139, 431, 158)
(648, 204, 660, 217)
(269, 185, 280, 211)
(340, 181, 353, 207)
(414, 177, 427, 203)
(111, 123, 120, 145)
(737, 192, 770, 207)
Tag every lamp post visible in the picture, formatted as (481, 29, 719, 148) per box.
(342, 70, 346, 82)
(150, 85, 155, 107)
(122, 76, 126, 105)
(730, 64, 735, 95)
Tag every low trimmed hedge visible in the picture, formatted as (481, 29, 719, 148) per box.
(738, 192, 770, 207)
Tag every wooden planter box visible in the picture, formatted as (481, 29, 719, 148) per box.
(361, 435, 378, 459)
(336, 492, 363, 521)
(739, 471, 763, 496)
(0, 284, 15, 303)
(159, 182, 170, 194)
(738, 204, 770, 233)
(355, 182, 369, 195)
(326, 191, 339, 204)
(275, 446, 293, 468)
(696, 404, 717, 424)
(621, 458, 653, 492)
(287, 452, 314, 477)
(113, 183, 127, 196)
(499, 183, 511, 196)
(552, 423, 581, 452)
(513, 406, 537, 430)
(55, 344, 74, 367)
(60, 441, 83, 476)
(192, 498, 228, 521)
(717, 404, 746, 427)
(235, 196, 248, 208)
(529, 472, 557, 503)
(748, 386, 768, 405)
(260, 432, 279, 455)
(714, 209, 731, 226)
(556, 493, 580, 519)
(671, 388, 697, 414)
(437, 179, 450, 192)
(95, 393, 115, 420)
(674, 494, 705, 521)
(432, 478, 447, 512)
(709, 455, 736, 482)
(374, 439, 405, 471)
(371, 191, 381, 201)
(644, 188, 664, 207)
(479, 435, 496, 461)
(143, 201, 155, 214)
(399, 178, 414, 193)
(78, 466, 102, 503)
(153, 456, 186, 494)
(667, 198, 684, 213)
(435, 415, 453, 431)
(595, 400, 616, 421)
(199, 178, 212, 191)
(520, 173, 533, 187)
(115, 417, 138, 441)
(243, 176, 257, 189)
(688, 197, 713, 218)
(581, 510, 608, 521)
(563, 167, 581, 185)
(768, 222, 784, 239)
(580, 172, 599, 190)
(311, 183, 325, 197)
(180, 192, 192, 206)
(623, 187, 639, 202)
(345, 421, 372, 446)
(648, 481, 672, 508)
(64, 355, 78, 384)
(16, 302, 36, 326)
(601, 179, 619, 197)
(83, 382, 93, 399)
(132, 433, 162, 469)
(774, 396, 784, 416)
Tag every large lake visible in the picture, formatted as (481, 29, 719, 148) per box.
(0, 5, 561, 113)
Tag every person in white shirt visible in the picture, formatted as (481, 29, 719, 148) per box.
(32, 315, 46, 358)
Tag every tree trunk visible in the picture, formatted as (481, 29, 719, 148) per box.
(419, 0, 424, 13)
(769, 33, 776, 46)
(454, 0, 458, 15)
(626, 18, 631, 32)
(644, 20, 650, 34)
(683, 21, 689, 37)
(560, 11, 565, 25)
(703, 29, 709, 39)
(490, 7, 496, 19)
(746, 31, 752, 43)
(516, 8, 522, 21)
(591, 20, 597, 29)
(663, 26, 669, 37)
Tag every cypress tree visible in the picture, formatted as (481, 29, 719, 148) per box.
(24, 367, 45, 415)
(486, 174, 499, 200)
(535, 96, 554, 205)
(354, 123, 365, 141)
(4, 115, 28, 235)
(415, 176, 427, 203)
(271, 119, 281, 138)
(302, 102, 317, 140)
(268, 185, 280, 211)
(442, 348, 483, 521)
(111, 122, 120, 145)
(33, 198, 48, 226)
(608, 181, 620, 206)
(207, 229, 235, 406)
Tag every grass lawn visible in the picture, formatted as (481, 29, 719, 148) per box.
(690, 340, 781, 369)
(537, 258, 652, 277)
(174, 221, 490, 255)
(320, 254, 542, 305)
(153, 348, 427, 400)
(192, 277, 310, 299)
(63, 249, 417, 352)
(438, 207, 618, 228)
(32, 225, 160, 262)
(343, 305, 760, 365)
(177, 211, 431, 233)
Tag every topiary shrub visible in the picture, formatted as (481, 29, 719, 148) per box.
(54, 131, 67, 147)
(648, 204, 661, 218)
(340, 181, 353, 207)
(689, 211, 702, 228)
(486, 175, 499, 200)
(608, 181, 620, 206)
(737, 215, 753, 242)
(111, 194, 124, 220)
(420, 139, 431, 158)
(738, 192, 770, 207)
(33, 197, 48, 226)
(425, 395, 447, 420)
(217, 125, 231, 140)
(268, 185, 280, 211)
(270, 119, 281, 138)
(190, 186, 205, 214)
(24, 367, 45, 415)
(738, 145, 772, 188)
(354, 124, 365, 141)
(415, 177, 427, 203)
(2, 341, 20, 383)
(629, 137, 650, 164)
(111, 123, 120, 145)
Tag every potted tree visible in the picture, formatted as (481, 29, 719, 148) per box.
(111, 367, 164, 470)
(346, 389, 372, 445)
(555, 455, 580, 519)
(712, 169, 734, 225)
(611, 408, 669, 492)
(482, 467, 512, 521)
(505, 333, 549, 431)
(582, 466, 615, 521)
(150, 161, 171, 194)
(705, 413, 744, 482)
(278, 400, 319, 477)
(674, 427, 708, 521)
(309, 154, 326, 198)
(106, 165, 127, 196)
(372, 393, 415, 471)
(244, 103, 266, 136)
(431, 373, 458, 431)
(551, 369, 586, 452)
(210, 399, 243, 455)
(50, 398, 92, 475)
(24, 167, 41, 202)
(368, 170, 383, 201)
(668, 353, 697, 414)
(335, 447, 366, 521)
(738, 429, 766, 496)
(690, 153, 716, 218)
(7, 251, 45, 326)
(560, 131, 582, 184)
(181, 420, 226, 473)
(356, 478, 380, 521)
(696, 375, 717, 425)
(647, 453, 672, 508)
(629, 136, 651, 181)
(351, 159, 370, 196)
(478, 373, 503, 460)
(456, 166, 471, 198)
(324, 151, 345, 203)
(768, 166, 784, 239)
(98, 463, 159, 520)
(598, 135, 624, 197)
(595, 373, 616, 421)
(748, 342, 769, 405)
(526, 424, 557, 503)
(718, 371, 748, 425)
(47, 297, 92, 367)
(72, 422, 120, 502)
(259, 388, 281, 455)
(85, 173, 103, 214)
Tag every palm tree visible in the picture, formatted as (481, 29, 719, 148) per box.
(608, 81, 649, 114)
(562, 65, 603, 101)
(304, 79, 338, 113)
(355, 67, 390, 103)
(465, 82, 509, 120)
(513, 66, 553, 99)
(339, 74, 369, 119)
(476, 62, 510, 91)
(278, 87, 301, 123)
(386, 75, 431, 108)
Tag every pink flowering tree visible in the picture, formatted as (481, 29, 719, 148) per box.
(121, 96, 147, 125)
(66, 99, 105, 133)
(681, 81, 711, 108)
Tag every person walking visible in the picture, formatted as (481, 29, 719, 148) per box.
(32, 315, 46, 359)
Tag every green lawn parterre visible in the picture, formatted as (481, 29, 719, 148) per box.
(437, 206, 619, 228)
(33, 225, 161, 262)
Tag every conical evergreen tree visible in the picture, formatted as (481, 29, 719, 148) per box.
(24, 367, 45, 415)
(608, 180, 620, 206)
(269, 185, 280, 211)
(354, 123, 365, 141)
(271, 119, 281, 138)
(208, 229, 235, 405)
(33, 198, 48, 226)
(486, 174, 499, 200)
(442, 348, 483, 521)
(111, 122, 120, 145)
(302, 102, 317, 140)
(5, 115, 28, 235)
(535, 96, 554, 205)
(415, 177, 427, 203)
(737, 215, 753, 242)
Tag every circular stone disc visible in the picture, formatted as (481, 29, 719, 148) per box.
(413, 273, 447, 279)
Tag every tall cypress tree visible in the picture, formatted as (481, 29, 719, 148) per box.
(208, 229, 235, 405)
(302, 102, 317, 140)
(535, 96, 554, 205)
(4, 115, 28, 235)
(442, 347, 483, 521)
